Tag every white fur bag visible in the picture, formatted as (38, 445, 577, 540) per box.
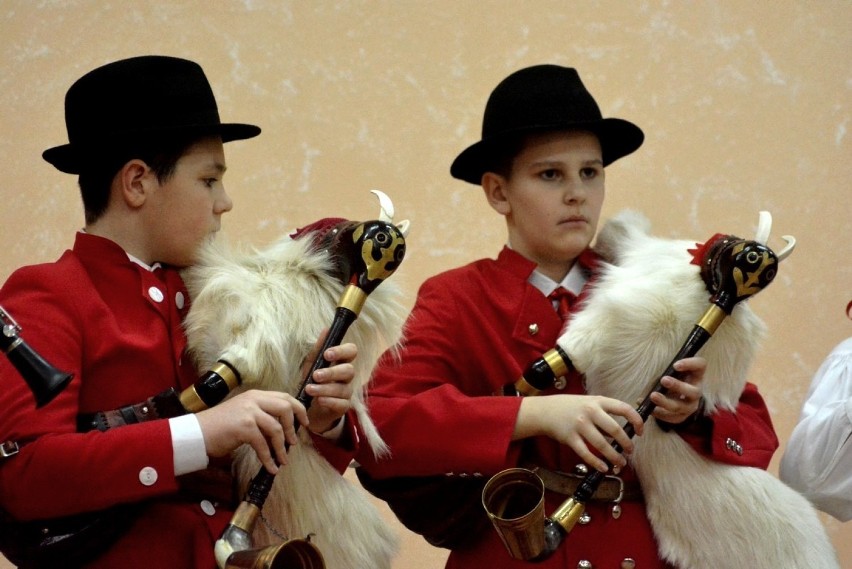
(181, 192, 409, 569)
(557, 210, 838, 569)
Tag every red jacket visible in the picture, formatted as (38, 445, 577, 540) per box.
(0, 232, 356, 568)
(360, 247, 779, 568)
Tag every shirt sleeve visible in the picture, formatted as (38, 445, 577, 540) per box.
(779, 338, 852, 521)
(170, 414, 209, 476)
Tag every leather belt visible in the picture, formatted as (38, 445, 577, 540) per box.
(0, 440, 19, 459)
(528, 465, 643, 503)
(77, 388, 185, 432)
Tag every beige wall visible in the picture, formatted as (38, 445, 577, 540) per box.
(1, 1, 849, 567)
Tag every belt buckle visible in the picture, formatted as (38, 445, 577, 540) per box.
(0, 440, 19, 458)
(603, 473, 624, 519)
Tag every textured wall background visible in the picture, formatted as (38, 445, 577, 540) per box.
(1, 1, 849, 567)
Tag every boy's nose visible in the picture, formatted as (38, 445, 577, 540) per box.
(216, 188, 234, 214)
(563, 180, 586, 203)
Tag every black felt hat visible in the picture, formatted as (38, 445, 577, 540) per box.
(450, 64, 644, 184)
(43, 55, 261, 174)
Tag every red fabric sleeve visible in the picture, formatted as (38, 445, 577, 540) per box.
(308, 409, 361, 473)
(678, 382, 778, 469)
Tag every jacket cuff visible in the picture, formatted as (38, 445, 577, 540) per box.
(309, 410, 360, 473)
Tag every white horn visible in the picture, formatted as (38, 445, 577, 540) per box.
(371, 189, 395, 222)
(370, 189, 410, 237)
(395, 219, 411, 237)
(755, 210, 772, 244)
(754, 210, 795, 261)
(776, 235, 796, 261)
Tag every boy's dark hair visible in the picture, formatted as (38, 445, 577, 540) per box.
(482, 135, 527, 180)
(77, 136, 197, 224)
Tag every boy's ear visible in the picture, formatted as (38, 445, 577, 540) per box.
(117, 159, 153, 209)
(482, 172, 511, 215)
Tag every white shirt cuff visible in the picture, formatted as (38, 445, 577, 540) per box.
(170, 414, 209, 476)
(319, 415, 346, 440)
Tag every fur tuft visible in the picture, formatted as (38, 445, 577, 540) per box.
(556, 210, 837, 569)
(182, 232, 406, 569)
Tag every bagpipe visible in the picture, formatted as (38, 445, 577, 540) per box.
(0, 190, 409, 569)
(184, 189, 408, 569)
(481, 210, 839, 568)
(194, 190, 408, 569)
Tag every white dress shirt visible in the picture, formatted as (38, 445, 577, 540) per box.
(780, 336, 852, 521)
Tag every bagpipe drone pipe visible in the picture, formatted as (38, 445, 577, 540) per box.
(482, 210, 839, 569)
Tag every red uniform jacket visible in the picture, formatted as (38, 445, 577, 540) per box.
(359, 247, 779, 569)
(0, 233, 356, 568)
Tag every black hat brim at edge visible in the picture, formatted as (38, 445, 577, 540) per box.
(450, 117, 644, 185)
(42, 122, 261, 175)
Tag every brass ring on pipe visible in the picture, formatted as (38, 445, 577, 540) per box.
(338, 285, 367, 315)
(212, 361, 241, 391)
(697, 304, 726, 335)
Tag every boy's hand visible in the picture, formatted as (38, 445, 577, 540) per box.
(194, 330, 358, 475)
(514, 394, 644, 473)
(648, 356, 706, 425)
(196, 389, 308, 475)
(300, 329, 357, 435)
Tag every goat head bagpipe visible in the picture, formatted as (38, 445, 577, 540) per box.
(182, 189, 409, 569)
(482, 210, 840, 568)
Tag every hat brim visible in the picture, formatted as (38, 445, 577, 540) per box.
(450, 118, 644, 185)
(42, 122, 261, 175)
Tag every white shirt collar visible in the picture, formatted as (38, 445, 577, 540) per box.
(528, 262, 587, 297)
(127, 253, 162, 272)
(505, 239, 588, 297)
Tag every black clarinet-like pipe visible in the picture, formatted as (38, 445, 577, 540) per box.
(214, 286, 365, 568)
(1, 305, 73, 407)
(214, 288, 374, 569)
(246, 298, 361, 509)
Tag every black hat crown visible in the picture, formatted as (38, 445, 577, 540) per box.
(43, 55, 261, 174)
(451, 64, 644, 184)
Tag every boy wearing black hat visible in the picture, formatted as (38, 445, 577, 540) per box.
(0, 56, 359, 568)
(357, 65, 778, 567)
